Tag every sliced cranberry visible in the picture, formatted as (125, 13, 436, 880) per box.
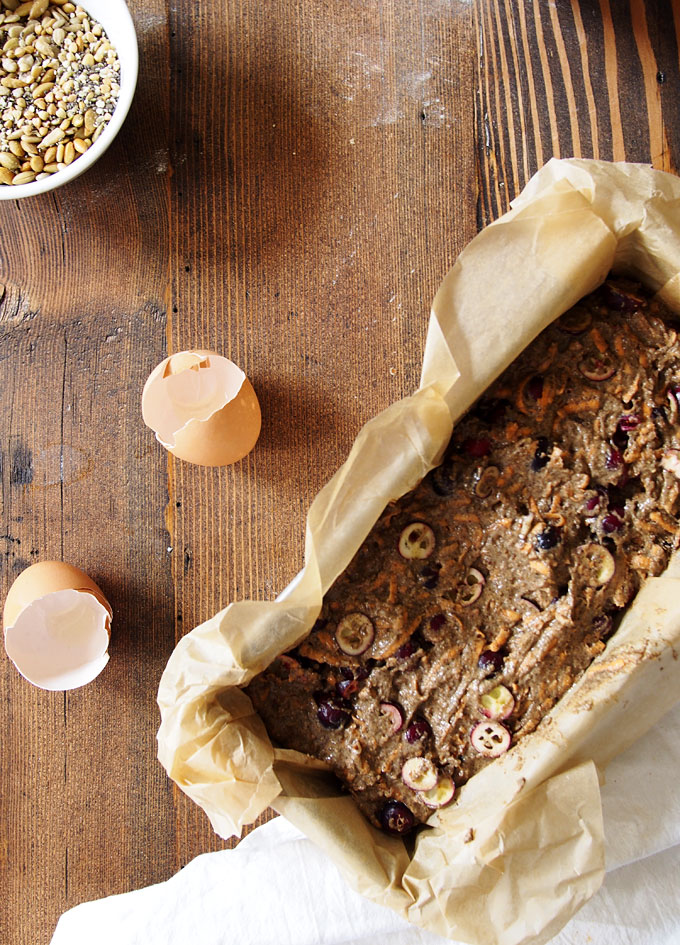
(470, 720, 511, 757)
(399, 522, 436, 559)
(535, 525, 560, 551)
(669, 385, 680, 407)
(380, 702, 404, 733)
(480, 685, 515, 720)
(335, 613, 374, 655)
(405, 718, 431, 744)
(458, 567, 485, 606)
(421, 776, 456, 809)
(579, 356, 615, 382)
(475, 465, 500, 498)
(380, 800, 415, 835)
(462, 437, 492, 458)
(478, 649, 504, 676)
(316, 697, 351, 729)
(582, 543, 616, 586)
(401, 757, 438, 792)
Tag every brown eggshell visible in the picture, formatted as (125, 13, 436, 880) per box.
(3, 561, 111, 630)
(141, 350, 262, 467)
(3, 561, 112, 691)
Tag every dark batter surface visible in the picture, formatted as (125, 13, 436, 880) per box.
(246, 280, 680, 833)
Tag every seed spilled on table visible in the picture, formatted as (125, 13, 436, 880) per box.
(0, 0, 120, 185)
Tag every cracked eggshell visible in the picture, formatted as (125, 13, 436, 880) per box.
(141, 350, 262, 466)
(3, 561, 112, 691)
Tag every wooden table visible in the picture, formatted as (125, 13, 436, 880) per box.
(1, 2, 678, 942)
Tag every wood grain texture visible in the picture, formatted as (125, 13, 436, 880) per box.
(475, 0, 680, 225)
(1, 1, 679, 943)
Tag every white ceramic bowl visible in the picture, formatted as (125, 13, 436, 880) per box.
(0, 0, 138, 200)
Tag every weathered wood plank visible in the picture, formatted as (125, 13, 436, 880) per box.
(0, 3, 175, 943)
(164, 0, 478, 861)
(475, 0, 680, 226)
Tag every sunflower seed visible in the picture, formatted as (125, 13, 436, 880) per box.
(39, 125, 63, 146)
(0, 1, 120, 182)
(29, 0, 49, 18)
(11, 168, 34, 183)
(0, 149, 20, 168)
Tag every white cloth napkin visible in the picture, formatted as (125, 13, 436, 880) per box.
(51, 702, 680, 945)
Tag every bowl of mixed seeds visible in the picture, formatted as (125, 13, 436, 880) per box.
(0, 0, 137, 198)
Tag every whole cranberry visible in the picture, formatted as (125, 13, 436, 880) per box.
(478, 649, 504, 676)
(602, 513, 623, 534)
(429, 614, 446, 633)
(395, 640, 415, 660)
(430, 463, 456, 496)
(336, 678, 360, 699)
(535, 525, 560, 551)
(531, 437, 550, 471)
(316, 697, 350, 730)
(380, 801, 415, 835)
(462, 437, 492, 458)
(405, 718, 431, 744)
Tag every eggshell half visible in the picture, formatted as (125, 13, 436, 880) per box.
(3, 561, 112, 691)
(141, 350, 262, 466)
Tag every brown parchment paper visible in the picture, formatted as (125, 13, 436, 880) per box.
(157, 159, 680, 945)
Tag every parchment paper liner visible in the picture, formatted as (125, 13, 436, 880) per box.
(157, 159, 680, 945)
